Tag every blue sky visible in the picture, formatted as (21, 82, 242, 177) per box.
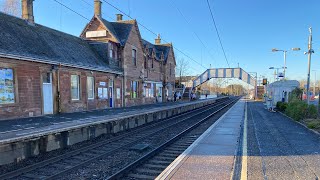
(1, 0, 320, 83)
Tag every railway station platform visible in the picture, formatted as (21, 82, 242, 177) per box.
(0, 97, 228, 165)
(157, 99, 245, 180)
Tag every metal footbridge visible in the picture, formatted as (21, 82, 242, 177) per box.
(192, 68, 257, 88)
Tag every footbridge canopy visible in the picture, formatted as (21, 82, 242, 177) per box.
(193, 68, 256, 88)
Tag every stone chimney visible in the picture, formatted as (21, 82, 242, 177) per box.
(155, 34, 161, 45)
(22, 0, 34, 24)
(116, 14, 123, 21)
(94, 0, 102, 17)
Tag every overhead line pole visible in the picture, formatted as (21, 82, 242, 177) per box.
(306, 27, 314, 105)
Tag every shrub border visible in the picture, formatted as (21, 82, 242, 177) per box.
(277, 111, 320, 136)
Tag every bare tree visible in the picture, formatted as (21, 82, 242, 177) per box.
(175, 57, 190, 87)
(1, 0, 21, 17)
(299, 79, 307, 89)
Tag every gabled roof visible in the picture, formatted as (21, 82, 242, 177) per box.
(109, 21, 133, 46)
(0, 13, 122, 74)
(97, 18, 145, 49)
(99, 17, 120, 43)
(141, 39, 171, 62)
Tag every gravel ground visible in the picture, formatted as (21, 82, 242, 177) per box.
(0, 98, 234, 179)
(62, 100, 235, 179)
(247, 101, 320, 179)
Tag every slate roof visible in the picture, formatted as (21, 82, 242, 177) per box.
(96, 17, 134, 46)
(141, 39, 171, 62)
(97, 17, 172, 63)
(110, 22, 133, 46)
(0, 13, 122, 74)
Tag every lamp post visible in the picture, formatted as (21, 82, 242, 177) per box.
(269, 67, 282, 81)
(305, 27, 314, 105)
(272, 47, 300, 79)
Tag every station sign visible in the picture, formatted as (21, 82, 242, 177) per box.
(86, 30, 107, 38)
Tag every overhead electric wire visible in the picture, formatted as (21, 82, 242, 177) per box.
(52, 0, 90, 21)
(101, 0, 207, 69)
(169, 0, 216, 66)
(206, 0, 230, 68)
(52, 0, 202, 72)
(79, 0, 91, 7)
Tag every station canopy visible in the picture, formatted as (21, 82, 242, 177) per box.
(193, 68, 256, 88)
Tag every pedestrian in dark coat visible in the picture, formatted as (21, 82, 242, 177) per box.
(174, 92, 177, 102)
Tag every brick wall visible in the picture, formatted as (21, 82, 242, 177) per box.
(146, 58, 162, 82)
(0, 58, 47, 119)
(59, 68, 120, 113)
(164, 48, 176, 85)
(0, 57, 122, 120)
(122, 22, 145, 106)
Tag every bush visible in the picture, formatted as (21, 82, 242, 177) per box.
(285, 100, 308, 121)
(306, 120, 320, 129)
(289, 87, 303, 102)
(307, 122, 317, 129)
(307, 104, 318, 119)
(285, 100, 318, 121)
(276, 101, 288, 112)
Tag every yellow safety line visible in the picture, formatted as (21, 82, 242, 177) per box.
(241, 100, 248, 180)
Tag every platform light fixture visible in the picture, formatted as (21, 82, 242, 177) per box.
(271, 47, 300, 79)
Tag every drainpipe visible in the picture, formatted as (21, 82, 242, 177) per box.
(57, 64, 61, 113)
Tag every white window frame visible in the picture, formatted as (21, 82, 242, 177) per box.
(71, 75, 80, 100)
(87, 76, 94, 100)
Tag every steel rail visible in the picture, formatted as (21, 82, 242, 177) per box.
(107, 98, 239, 179)
(44, 98, 234, 180)
(0, 98, 229, 180)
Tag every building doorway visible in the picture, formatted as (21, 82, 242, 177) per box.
(109, 80, 114, 107)
(42, 73, 53, 114)
(156, 83, 163, 103)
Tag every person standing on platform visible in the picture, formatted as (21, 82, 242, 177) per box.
(174, 92, 177, 102)
(193, 93, 196, 100)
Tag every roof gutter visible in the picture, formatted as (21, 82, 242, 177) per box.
(0, 52, 123, 75)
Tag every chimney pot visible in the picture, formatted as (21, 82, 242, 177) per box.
(155, 34, 161, 45)
(116, 14, 123, 21)
(21, 0, 34, 24)
(94, 0, 102, 17)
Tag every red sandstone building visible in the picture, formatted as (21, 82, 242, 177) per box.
(0, 0, 176, 119)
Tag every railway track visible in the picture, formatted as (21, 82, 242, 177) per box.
(0, 97, 238, 180)
(107, 97, 239, 180)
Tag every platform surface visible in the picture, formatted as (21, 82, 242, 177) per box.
(246, 101, 320, 179)
(157, 99, 244, 180)
(0, 97, 223, 144)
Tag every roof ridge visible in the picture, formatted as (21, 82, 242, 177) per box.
(0, 12, 122, 74)
(98, 17, 120, 43)
(117, 19, 136, 24)
(0, 12, 84, 41)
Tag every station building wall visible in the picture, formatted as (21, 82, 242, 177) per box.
(0, 58, 122, 120)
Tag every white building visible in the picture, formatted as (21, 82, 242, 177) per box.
(267, 80, 300, 105)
